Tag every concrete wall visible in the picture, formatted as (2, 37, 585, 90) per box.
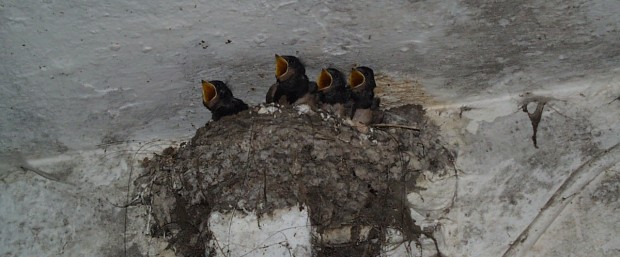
(3, 0, 618, 156)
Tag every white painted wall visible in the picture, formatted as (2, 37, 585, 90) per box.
(4, 0, 618, 156)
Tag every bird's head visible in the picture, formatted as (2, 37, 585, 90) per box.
(275, 54, 306, 82)
(201, 80, 232, 109)
(317, 68, 346, 92)
(348, 66, 375, 91)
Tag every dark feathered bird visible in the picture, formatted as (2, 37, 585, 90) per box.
(201, 80, 248, 121)
(348, 66, 381, 125)
(316, 68, 350, 117)
(266, 54, 317, 107)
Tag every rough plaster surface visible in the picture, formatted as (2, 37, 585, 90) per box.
(1, 0, 619, 256)
(2, 0, 619, 155)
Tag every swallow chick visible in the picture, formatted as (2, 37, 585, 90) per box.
(348, 66, 382, 125)
(266, 54, 317, 107)
(316, 68, 350, 117)
(201, 80, 249, 121)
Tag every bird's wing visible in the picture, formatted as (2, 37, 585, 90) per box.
(266, 83, 278, 103)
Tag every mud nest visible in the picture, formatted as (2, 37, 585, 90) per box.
(135, 104, 455, 257)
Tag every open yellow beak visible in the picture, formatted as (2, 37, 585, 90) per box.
(316, 69, 333, 91)
(201, 80, 217, 103)
(348, 68, 365, 88)
(275, 54, 289, 79)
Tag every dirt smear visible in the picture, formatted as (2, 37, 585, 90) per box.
(134, 103, 455, 257)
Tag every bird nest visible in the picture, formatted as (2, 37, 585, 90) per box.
(134, 104, 455, 257)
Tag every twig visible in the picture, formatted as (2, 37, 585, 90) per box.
(547, 105, 575, 121)
(124, 140, 162, 257)
(459, 106, 475, 118)
(19, 165, 72, 185)
(314, 133, 351, 143)
(371, 123, 421, 131)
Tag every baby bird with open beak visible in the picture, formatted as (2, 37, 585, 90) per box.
(316, 68, 350, 117)
(266, 54, 317, 107)
(348, 66, 381, 125)
(201, 80, 249, 121)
